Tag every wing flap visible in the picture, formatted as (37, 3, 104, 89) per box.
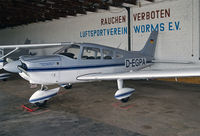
(77, 68, 200, 81)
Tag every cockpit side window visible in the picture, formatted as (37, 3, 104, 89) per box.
(81, 47, 101, 60)
(103, 49, 113, 60)
(57, 45, 80, 59)
(115, 51, 124, 59)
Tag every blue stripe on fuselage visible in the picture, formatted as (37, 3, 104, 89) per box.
(26, 61, 152, 72)
(27, 63, 125, 72)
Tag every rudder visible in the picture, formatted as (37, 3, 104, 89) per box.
(140, 31, 158, 59)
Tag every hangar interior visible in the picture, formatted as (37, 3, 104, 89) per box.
(0, 1, 200, 136)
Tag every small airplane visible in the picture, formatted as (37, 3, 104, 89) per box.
(1, 31, 200, 106)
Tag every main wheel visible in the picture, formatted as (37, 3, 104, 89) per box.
(64, 84, 72, 89)
(121, 97, 129, 103)
(35, 100, 47, 107)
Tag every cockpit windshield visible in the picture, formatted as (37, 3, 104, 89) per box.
(55, 44, 80, 59)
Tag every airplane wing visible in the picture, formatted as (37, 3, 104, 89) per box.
(0, 42, 73, 49)
(77, 68, 200, 81)
(0, 42, 73, 59)
(152, 59, 193, 64)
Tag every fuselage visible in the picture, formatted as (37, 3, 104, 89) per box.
(18, 43, 153, 85)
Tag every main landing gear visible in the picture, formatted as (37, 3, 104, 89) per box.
(64, 83, 72, 89)
(114, 79, 135, 103)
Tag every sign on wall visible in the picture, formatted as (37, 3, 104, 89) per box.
(131, 0, 197, 62)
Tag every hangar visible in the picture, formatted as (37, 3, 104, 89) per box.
(0, 0, 200, 136)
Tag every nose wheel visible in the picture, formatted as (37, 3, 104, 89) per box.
(64, 83, 72, 89)
(29, 85, 60, 106)
(121, 97, 130, 103)
(35, 100, 47, 107)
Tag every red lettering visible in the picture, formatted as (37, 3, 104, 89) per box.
(112, 17, 115, 24)
(100, 15, 127, 25)
(146, 12, 150, 20)
(160, 9, 164, 18)
(138, 13, 141, 21)
(156, 10, 159, 18)
(165, 8, 170, 17)
(151, 11, 155, 19)
(132, 8, 171, 22)
(101, 19, 104, 25)
(108, 18, 111, 24)
(122, 15, 126, 22)
(119, 16, 122, 23)
(133, 14, 137, 21)
(104, 18, 107, 25)
(141, 12, 145, 20)
(115, 16, 118, 23)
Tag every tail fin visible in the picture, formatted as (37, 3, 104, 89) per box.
(140, 31, 158, 58)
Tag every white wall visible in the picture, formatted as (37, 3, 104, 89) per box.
(132, 0, 199, 62)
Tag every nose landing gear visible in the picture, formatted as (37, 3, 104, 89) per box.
(29, 85, 60, 106)
(61, 83, 72, 89)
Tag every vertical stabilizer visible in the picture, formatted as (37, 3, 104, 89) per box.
(140, 31, 158, 58)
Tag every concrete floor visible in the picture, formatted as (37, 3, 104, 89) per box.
(0, 75, 200, 136)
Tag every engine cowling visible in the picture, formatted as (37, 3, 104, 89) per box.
(114, 88, 135, 100)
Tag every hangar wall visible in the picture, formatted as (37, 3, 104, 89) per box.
(0, 0, 199, 62)
(132, 0, 200, 62)
(0, 7, 128, 49)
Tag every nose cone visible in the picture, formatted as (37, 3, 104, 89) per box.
(3, 60, 22, 73)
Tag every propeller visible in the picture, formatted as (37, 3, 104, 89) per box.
(3, 60, 21, 73)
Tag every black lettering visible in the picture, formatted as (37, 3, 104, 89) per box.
(132, 59, 135, 67)
(126, 60, 130, 68)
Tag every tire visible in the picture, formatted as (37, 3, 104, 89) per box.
(64, 84, 72, 89)
(35, 100, 47, 107)
(121, 97, 129, 103)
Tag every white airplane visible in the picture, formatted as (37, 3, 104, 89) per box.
(1, 31, 200, 106)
